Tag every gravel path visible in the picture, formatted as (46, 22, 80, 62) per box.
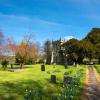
(81, 65, 100, 100)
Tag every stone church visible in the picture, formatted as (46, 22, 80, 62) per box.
(45, 38, 74, 65)
(51, 39, 65, 64)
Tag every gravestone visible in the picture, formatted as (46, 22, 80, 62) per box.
(41, 65, 45, 71)
(53, 63, 56, 68)
(63, 76, 73, 84)
(64, 63, 68, 69)
(9, 69, 15, 72)
(51, 75, 56, 83)
(10, 64, 13, 69)
(63, 76, 67, 83)
(73, 62, 77, 67)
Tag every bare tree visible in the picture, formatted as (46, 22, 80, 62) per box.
(0, 31, 4, 45)
(0, 35, 11, 70)
(8, 34, 39, 68)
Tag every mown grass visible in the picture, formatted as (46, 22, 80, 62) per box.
(0, 64, 86, 100)
(94, 64, 100, 74)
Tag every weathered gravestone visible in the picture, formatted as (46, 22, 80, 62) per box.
(41, 65, 45, 71)
(9, 69, 15, 72)
(73, 62, 77, 67)
(64, 63, 68, 69)
(51, 75, 56, 83)
(53, 63, 56, 68)
(63, 76, 73, 84)
(10, 64, 13, 69)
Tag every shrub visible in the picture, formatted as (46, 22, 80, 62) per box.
(1, 60, 9, 70)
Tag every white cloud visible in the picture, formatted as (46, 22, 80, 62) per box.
(0, 13, 32, 21)
(64, 36, 74, 41)
(0, 13, 71, 28)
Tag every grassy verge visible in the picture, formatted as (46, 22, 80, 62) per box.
(94, 64, 100, 74)
(58, 65, 86, 100)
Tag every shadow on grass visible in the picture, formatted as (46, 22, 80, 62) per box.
(0, 80, 43, 100)
(0, 79, 62, 100)
(11, 65, 35, 69)
(0, 65, 35, 72)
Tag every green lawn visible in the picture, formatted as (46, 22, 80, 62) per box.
(0, 64, 86, 100)
(94, 65, 100, 74)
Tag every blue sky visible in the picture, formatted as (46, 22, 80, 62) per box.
(0, 0, 100, 45)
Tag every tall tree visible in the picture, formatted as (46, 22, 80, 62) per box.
(0, 33, 13, 70)
(63, 39, 81, 64)
(84, 28, 100, 63)
(9, 34, 39, 68)
(80, 40, 96, 62)
(85, 28, 100, 45)
(63, 38, 95, 64)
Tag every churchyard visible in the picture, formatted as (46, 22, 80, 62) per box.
(0, 64, 86, 100)
(0, 26, 100, 100)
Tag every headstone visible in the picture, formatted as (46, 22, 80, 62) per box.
(2, 65, 4, 68)
(73, 62, 75, 67)
(73, 62, 77, 67)
(53, 63, 56, 68)
(41, 65, 45, 71)
(63, 76, 67, 83)
(10, 64, 13, 69)
(63, 76, 72, 84)
(64, 63, 68, 69)
(75, 63, 78, 67)
(77, 64, 79, 67)
(51, 75, 56, 83)
(9, 69, 14, 72)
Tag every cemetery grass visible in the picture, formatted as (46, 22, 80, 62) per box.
(94, 64, 100, 74)
(0, 64, 86, 100)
